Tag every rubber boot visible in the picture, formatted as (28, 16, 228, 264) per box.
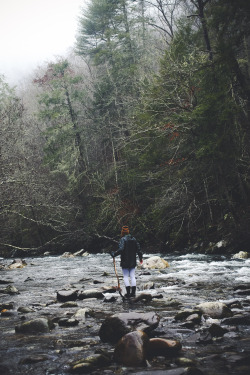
(125, 286, 131, 298)
(131, 286, 136, 297)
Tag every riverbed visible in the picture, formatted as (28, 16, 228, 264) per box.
(0, 252, 250, 374)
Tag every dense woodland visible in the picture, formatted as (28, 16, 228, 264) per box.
(1, 0, 250, 257)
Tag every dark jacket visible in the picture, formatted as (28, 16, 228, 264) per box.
(113, 234, 142, 269)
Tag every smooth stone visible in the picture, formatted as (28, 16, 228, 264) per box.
(114, 330, 149, 366)
(57, 290, 78, 302)
(148, 338, 182, 357)
(197, 302, 233, 319)
(15, 318, 55, 334)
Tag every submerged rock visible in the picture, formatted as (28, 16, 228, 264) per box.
(114, 330, 149, 366)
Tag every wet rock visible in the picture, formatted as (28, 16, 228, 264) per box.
(57, 290, 78, 302)
(15, 318, 55, 334)
(0, 279, 13, 284)
(73, 308, 90, 321)
(142, 281, 155, 290)
(19, 354, 49, 364)
(114, 330, 149, 366)
(61, 252, 74, 257)
(208, 323, 228, 337)
(116, 311, 160, 333)
(73, 249, 88, 256)
(60, 301, 78, 308)
(0, 285, 19, 294)
(58, 318, 79, 327)
(99, 316, 130, 343)
(220, 299, 242, 308)
(233, 283, 250, 291)
(196, 301, 233, 319)
(78, 288, 104, 299)
(222, 313, 250, 325)
(185, 313, 201, 325)
(1, 310, 18, 317)
(103, 295, 117, 302)
(232, 251, 249, 259)
(17, 306, 34, 313)
(8, 259, 27, 269)
(141, 256, 170, 269)
(186, 331, 213, 345)
(133, 293, 153, 303)
(99, 311, 160, 344)
(148, 337, 182, 357)
(0, 302, 14, 310)
(71, 353, 111, 373)
(175, 358, 197, 366)
(234, 289, 250, 296)
(175, 310, 201, 322)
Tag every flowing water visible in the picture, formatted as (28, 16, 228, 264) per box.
(0, 252, 250, 375)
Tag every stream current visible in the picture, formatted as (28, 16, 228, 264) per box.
(0, 252, 250, 374)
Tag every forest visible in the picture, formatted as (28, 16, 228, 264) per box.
(1, 0, 250, 257)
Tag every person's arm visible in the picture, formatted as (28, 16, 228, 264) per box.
(111, 237, 125, 258)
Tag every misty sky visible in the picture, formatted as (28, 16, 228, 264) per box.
(0, 0, 86, 85)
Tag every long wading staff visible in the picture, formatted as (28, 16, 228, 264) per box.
(113, 257, 125, 301)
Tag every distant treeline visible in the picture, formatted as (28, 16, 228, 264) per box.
(1, 0, 250, 256)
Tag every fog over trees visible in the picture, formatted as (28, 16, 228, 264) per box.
(1, 0, 250, 256)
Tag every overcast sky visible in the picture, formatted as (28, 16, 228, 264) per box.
(0, 0, 86, 85)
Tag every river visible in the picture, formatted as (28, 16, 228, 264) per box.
(0, 252, 250, 374)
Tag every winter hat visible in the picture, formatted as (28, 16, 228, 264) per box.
(121, 225, 129, 236)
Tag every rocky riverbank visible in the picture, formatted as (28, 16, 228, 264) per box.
(1, 253, 250, 375)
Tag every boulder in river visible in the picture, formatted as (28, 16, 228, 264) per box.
(15, 318, 55, 334)
(0, 285, 19, 295)
(61, 252, 74, 258)
(232, 251, 249, 259)
(78, 288, 104, 299)
(148, 337, 182, 357)
(57, 290, 78, 302)
(114, 330, 149, 366)
(99, 311, 160, 343)
(141, 256, 170, 269)
(8, 259, 27, 269)
(196, 301, 233, 319)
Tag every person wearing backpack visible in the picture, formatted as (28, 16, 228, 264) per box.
(111, 225, 143, 298)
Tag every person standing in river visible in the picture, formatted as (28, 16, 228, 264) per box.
(111, 225, 143, 298)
